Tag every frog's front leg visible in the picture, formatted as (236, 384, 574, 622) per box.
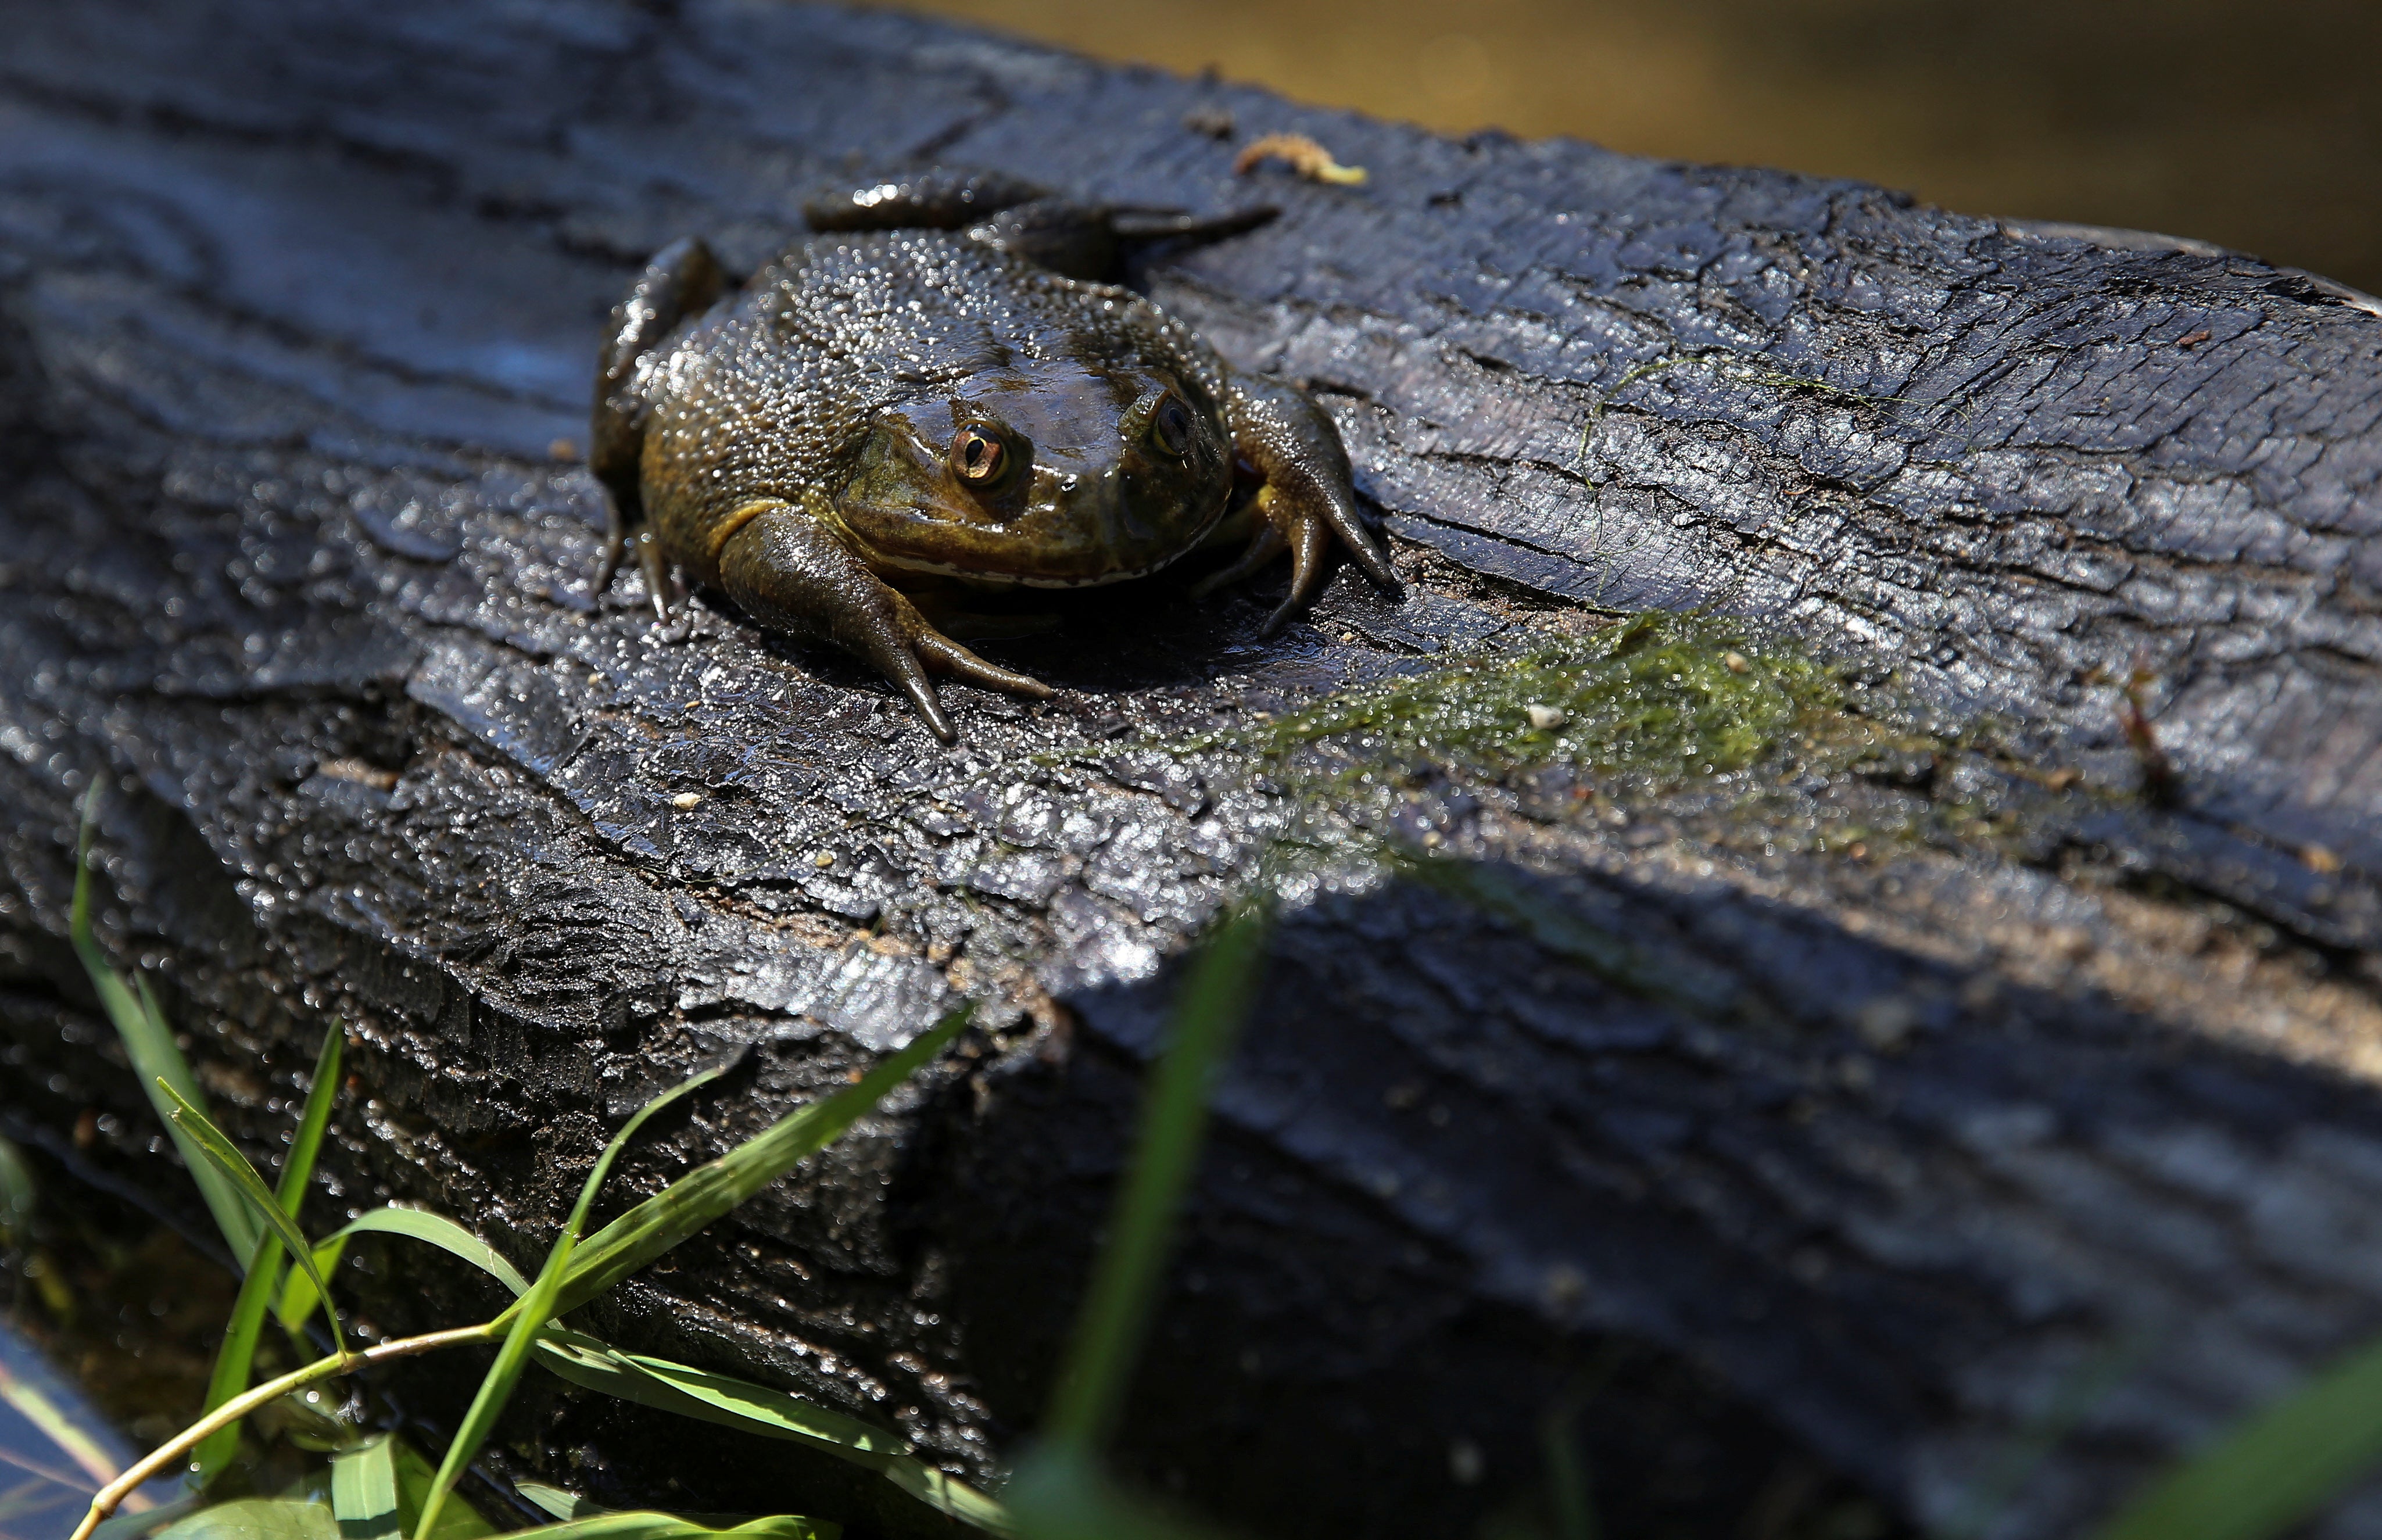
(1212, 371, 1402, 633)
(590, 237, 723, 618)
(717, 503, 1052, 744)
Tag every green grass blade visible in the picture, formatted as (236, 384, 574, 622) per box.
(331, 1435, 403, 1540)
(196, 1230, 285, 1482)
(0, 1134, 33, 1246)
(1004, 1445, 1235, 1540)
(616, 1352, 908, 1461)
(545, 1008, 972, 1318)
(71, 789, 260, 1262)
(91, 1491, 204, 1540)
(496, 1514, 837, 1540)
(877, 1462, 1012, 1534)
(565, 1062, 735, 1238)
(275, 1236, 347, 1335)
(281, 1209, 530, 1333)
(2092, 1330, 2382, 1540)
(386, 1439, 495, 1540)
(1042, 909, 1268, 1450)
(281, 1026, 344, 1203)
(154, 1076, 345, 1356)
(155, 1498, 339, 1540)
(531, 1331, 743, 1427)
(514, 1485, 590, 1523)
(412, 1248, 569, 1540)
(414, 1063, 733, 1540)
(1541, 1396, 1596, 1540)
(530, 1332, 1008, 1534)
(196, 1023, 344, 1479)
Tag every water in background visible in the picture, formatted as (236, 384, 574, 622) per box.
(884, 0, 2382, 295)
(0, 1140, 227, 1540)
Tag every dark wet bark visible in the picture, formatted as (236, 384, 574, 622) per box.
(6, 5, 2382, 1538)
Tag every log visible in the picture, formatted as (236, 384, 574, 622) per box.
(6, 3, 2382, 1537)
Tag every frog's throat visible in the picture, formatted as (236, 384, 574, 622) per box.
(827, 500, 1231, 590)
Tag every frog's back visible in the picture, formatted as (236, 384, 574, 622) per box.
(639, 230, 1219, 578)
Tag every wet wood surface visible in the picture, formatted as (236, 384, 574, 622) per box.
(6, 4, 2382, 1536)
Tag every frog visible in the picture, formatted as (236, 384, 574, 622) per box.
(588, 168, 1401, 743)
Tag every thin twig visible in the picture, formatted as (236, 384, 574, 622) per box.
(69, 1323, 499, 1540)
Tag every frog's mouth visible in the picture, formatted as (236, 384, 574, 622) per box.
(834, 455, 1233, 589)
(859, 543, 1201, 590)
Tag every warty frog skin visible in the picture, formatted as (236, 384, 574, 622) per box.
(589, 169, 1402, 743)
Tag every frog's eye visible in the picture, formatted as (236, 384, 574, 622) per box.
(951, 425, 1008, 485)
(1148, 392, 1194, 457)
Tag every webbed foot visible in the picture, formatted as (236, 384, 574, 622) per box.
(718, 502, 1051, 744)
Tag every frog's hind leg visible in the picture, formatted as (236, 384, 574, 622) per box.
(970, 202, 1278, 281)
(718, 503, 1051, 744)
(810, 181, 1126, 281)
(801, 171, 1273, 281)
(1220, 371, 1402, 633)
(801, 169, 1048, 232)
(588, 237, 722, 604)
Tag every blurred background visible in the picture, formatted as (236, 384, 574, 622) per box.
(873, 0, 2382, 295)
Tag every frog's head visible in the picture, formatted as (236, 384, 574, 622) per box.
(833, 355, 1234, 588)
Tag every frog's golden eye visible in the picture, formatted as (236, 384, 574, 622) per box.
(951, 425, 1007, 485)
(1149, 392, 1194, 457)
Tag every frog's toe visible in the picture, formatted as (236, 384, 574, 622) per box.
(884, 630, 1049, 746)
(634, 528, 679, 625)
(915, 631, 1055, 700)
(1257, 508, 1332, 638)
(1333, 514, 1403, 596)
(592, 526, 626, 599)
(879, 646, 958, 745)
(1189, 521, 1289, 601)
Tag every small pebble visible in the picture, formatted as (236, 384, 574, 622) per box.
(814, 851, 836, 868)
(1181, 104, 1235, 139)
(671, 792, 702, 809)
(1854, 995, 1916, 1051)
(1525, 703, 1567, 730)
(1724, 651, 1751, 674)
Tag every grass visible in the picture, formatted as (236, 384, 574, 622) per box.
(48, 789, 1281, 1540)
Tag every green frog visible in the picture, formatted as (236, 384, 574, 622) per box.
(589, 169, 1401, 743)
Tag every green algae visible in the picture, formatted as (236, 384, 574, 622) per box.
(1196, 611, 1912, 795)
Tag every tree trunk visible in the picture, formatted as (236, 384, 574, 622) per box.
(6, 4, 2382, 1537)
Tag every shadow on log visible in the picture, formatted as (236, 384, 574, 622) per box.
(6, 3, 2382, 1537)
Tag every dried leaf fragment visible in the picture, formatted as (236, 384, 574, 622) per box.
(1234, 132, 1367, 185)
